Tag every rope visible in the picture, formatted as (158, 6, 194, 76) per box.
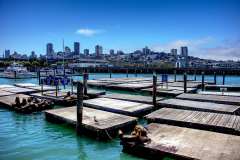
(104, 129, 113, 140)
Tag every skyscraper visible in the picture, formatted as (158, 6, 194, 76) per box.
(4, 50, 10, 59)
(181, 46, 189, 68)
(109, 49, 114, 55)
(84, 49, 89, 56)
(74, 42, 80, 55)
(46, 43, 53, 56)
(170, 49, 177, 57)
(142, 46, 150, 55)
(95, 45, 103, 57)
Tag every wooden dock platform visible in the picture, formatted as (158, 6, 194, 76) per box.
(0, 90, 15, 97)
(177, 93, 240, 105)
(141, 87, 184, 97)
(145, 108, 240, 135)
(1, 86, 38, 94)
(101, 93, 164, 104)
(157, 98, 240, 114)
(205, 84, 240, 91)
(45, 106, 137, 140)
(198, 91, 240, 97)
(83, 97, 154, 117)
(168, 81, 202, 88)
(106, 82, 156, 91)
(0, 94, 30, 108)
(121, 123, 240, 160)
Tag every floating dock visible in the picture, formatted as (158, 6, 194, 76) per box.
(141, 87, 184, 97)
(157, 98, 240, 114)
(83, 97, 154, 117)
(177, 93, 240, 105)
(145, 107, 240, 135)
(0, 94, 30, 108)
(121, 123, 240, 160)
(1, 86, 37, 94)
(205, 84, 240, 91)
(45, 106, 137, 140)
(101, 93, 164, 104)
(198, 90, 240, 97)
(0, 90, 15, 97)
(106, 82, 157, 91)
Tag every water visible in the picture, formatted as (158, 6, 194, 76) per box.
(1, 73, 240, 160)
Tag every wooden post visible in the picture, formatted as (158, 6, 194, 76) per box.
(184, 72, 187, 93)
(201, 71, 205, 91)
(194, 70, 197, 81)
(126, 68, 128, 78)
(41, 79, 43, 95)
(38, 70, 40, 85)
(174, 70, 177, 82)
(14, 71, 17, 79)
(222, 71, 225, 85)
(83, 73, 88, 95)
(135, 68, 137, 77)
(153, 72, 157, 107)
(76, 81, 84, 135)
(214, 72, 217, 84)
(55, 80, 58, 97)
(71, 78, 73, 94)
(109, 68, 112, 79)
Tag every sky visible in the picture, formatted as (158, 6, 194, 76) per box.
(0, 0, 240, 60)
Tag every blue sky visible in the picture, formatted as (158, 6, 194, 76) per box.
(0, 0, 240, 60)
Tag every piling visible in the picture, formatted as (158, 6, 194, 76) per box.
(214, 72, 217, 84)
(109, 69, 112, 79)
(183, 72, 187, 93)
(55, 81, 58, 97)
(14, 71, 16, 79)
(126, 69, 129, 78)
(38, 70, 40, 85)
(71, 78, 73, 94)
(83, 73, 88, 95)
(41, 79, 43, 95)
(135, 68, 137, 77)
(194, 70, 197, 81)
(153, 72, 157, 107)
(201, 71, 205, 91)
(174, 70, 177, 82)
(76, 82, 84, 135)
(223, 71, 225, 85)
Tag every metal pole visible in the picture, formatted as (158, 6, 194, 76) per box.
(222, 71, 225, 85)
(153, 72, 157, 107)
(76, 81, 84, 135)
(184, 72, 187, 93)
(214, 72, 217, 84)
(201, 71, 205, 91)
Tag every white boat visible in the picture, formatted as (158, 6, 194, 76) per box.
(2, 62, 36, 78)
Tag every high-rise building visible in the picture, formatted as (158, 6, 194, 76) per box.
(84, 49, 89, 56)
(46, 43, 54, 56)
(170, 49, 177, 56)
(143, 46, 150, 55)
(109, 49, 114, 55)
(4, 50, 10, 59)
(74, 42, 80, 55)
(181, 46, 189, 67)
(95, 45, 103, 57)
(30, 51, 37, 59)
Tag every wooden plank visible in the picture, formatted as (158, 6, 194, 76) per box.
(2, 87, 37, 94)
(0, 90, 15, 97)
(101, 93, 164, 104)
(145, 108, 240, 135)
(177, 93, 240, 105)
(198, 91, 240, 97)
(157, 99, 240, 114)
(45, 106, 137, 140)
(121, 123, 240, 160)
(106, 82, 156, 90)
(83, 97, 153, 117)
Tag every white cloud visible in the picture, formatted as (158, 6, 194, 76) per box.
(151, 37, 240, 61)
(76, 28, 104, 37)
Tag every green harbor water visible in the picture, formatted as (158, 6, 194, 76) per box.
(1, 73, 240, 160)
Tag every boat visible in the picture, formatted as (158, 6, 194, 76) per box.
(2, 62, 36, 78)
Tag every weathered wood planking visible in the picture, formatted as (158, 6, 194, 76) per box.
(83, 97, 153, 117)
(106, 82, 156, 91)
(72, 89, 106, 98)
(141, 88, 183, 97)
(0, 90, 15, 97)
(0, 84, 15, 89)
(177, 93, 240, 105)
(101, 93, 164, 104)
(122, 123, 240, 160)
(2, 86, 37, 94)
(205, 84, 240, 91)
(45, 106, 137, 140)
(168, 81, 202, 88)
(198, 91, 240, 97)
(145, 108, 240, 135)
(157, 98, 240, 114)
(0, 94, 30, 108)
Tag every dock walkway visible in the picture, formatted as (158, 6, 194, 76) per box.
(157, 98, 240, 114)
(145, 107, 240, 135)
(121, 123, 240, 160)
(45, 106, 137, 140)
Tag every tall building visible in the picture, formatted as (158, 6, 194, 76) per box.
(4, 50, 10, 59)
(170, 49, 177, 56)
(143, 46, 150, 55)
(46, 43, 54, 56)
(84, 49, 89, 56)
(74, 42, 80, 55)
(95, 45, 103, 57)
(30, 51, 37, 59)
(181, 46, 189, 67)
(109, 49, 114, 55)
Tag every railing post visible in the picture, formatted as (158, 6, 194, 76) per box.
(76, 81, 84, 135)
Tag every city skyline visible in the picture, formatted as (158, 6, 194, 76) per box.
(1, 0, 240, 60)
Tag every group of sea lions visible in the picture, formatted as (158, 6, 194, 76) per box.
(11, 96, 54, 114)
